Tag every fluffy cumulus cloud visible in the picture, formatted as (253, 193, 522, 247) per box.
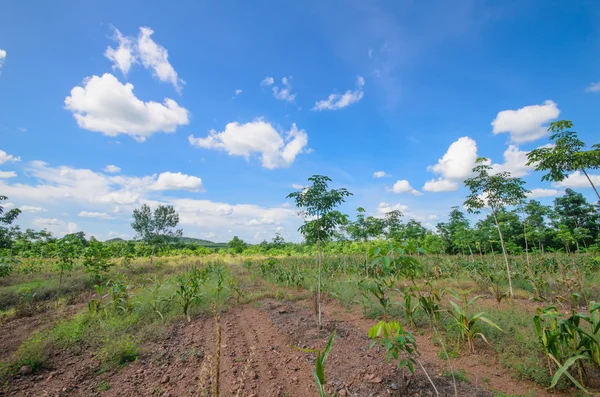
(490, 145, 535, 177)
(0, 49, 6, 75)
(552, 171, 600, 189)
(188, 120, 308, 169)
(422, 178, 460, 193)
(373, 171, 388, 178)
(314, 76, 365, 111)
(148, 172, 203, 192)
(0, 149, 21, 165)
(104, 164, 121, 173)
(0, 171, 16, 178)
(78, 211, 113, 219)
(491, 100, 560, 143)
(526, 188, 561, 198)
(423, 136, 478, 192)
(105, 26, 183, 92)
(64, 73, 189, 142)
(585, 82, 600, 93)
(391, 180, 421, 196)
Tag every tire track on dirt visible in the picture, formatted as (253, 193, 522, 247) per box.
(219, 306, 314, 397)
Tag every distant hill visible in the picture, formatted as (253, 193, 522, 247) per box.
(104, 236, 227, 248)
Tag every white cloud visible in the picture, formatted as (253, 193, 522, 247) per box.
(428, 137, 478, 180)
(247, 217, 275, 226)
(144, 197, 300, 242)
(526, 188, 561, 199)
(423, 136, 479, 192)
(422, 178, 460, 192)
(272, 77, 296, 103)
(32, 218, 78, 235)
(0, 171, 16, 178)
(234, 89, 242, 96)
(314, 76, 365, 111)
(1, 158, 305, 243)
(137, 27, 183, 93)
(78, 211, 113, 219)
(391, 180, 421, 196)
(104, 26, 183, 92)
(65, 73, 189, 142)
(291, 183, 304, 190)
(67, 222, 79, 234)
(490, 145, 534, 177)
(552, 171, 600, 189)
(261, 76, 274, 86)
(373, 171, 388, 178)
(428, 215, 439, 220)
(376, 202, 409, 215)
(0, 49, 5, 75)
(491, 100, 560, 143)
(0, 149, 21, 165)
(148, 172, 203, 192)
(0, 161, 202, 211)
(107, 231, 128, 240)
(20, 205, 46, 213)
(189, 120, 308, 169)
(105, 27, 136, 75)
(201, 232, 216, 239)
(585, 82, 600, 93)
(33, 218, 64, 227)
(104, 164, 121, 173)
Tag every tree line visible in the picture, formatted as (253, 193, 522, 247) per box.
(0, 119, 599, 260)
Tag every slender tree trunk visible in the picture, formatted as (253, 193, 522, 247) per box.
(523, 218, 531, 273)
(492, 211, 513, 298)
(317, 238, 323, 329)
(582, 168, 600, 201)
(467, 244, 474, 263)
(364, 239, 369, 277)
(150, 245, 155, 265)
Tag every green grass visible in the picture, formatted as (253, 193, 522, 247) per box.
(442, 368, 470, 383)
(97, 381, 111, 391)
(0, 264, 234, 381)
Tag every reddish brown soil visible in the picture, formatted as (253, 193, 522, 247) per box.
(313, 298, 565, 397)
(5, 291, 579, 397)
(0, 303, 85, 363)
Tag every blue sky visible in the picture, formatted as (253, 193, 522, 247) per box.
(1, 1, 599, 242)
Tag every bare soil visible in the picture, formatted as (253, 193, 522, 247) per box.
(2, 296, 567, 397)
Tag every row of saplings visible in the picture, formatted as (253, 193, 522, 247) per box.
(276, 244, 600, 397)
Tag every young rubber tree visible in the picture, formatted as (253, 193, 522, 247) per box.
(287, 175, 352, 328)
(464, 158, 529, 297)
(526, 120, 600, 200)
(227, 236, 248, 254)
(0, 196, 21, 250)
(131, 204, 182, 264)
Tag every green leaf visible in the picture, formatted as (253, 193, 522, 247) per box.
(549, 354, 589, 392)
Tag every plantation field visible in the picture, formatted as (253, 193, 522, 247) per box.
(1, 252, 599, 397)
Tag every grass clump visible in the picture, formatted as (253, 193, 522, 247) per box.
(97, 335, 139, 367)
